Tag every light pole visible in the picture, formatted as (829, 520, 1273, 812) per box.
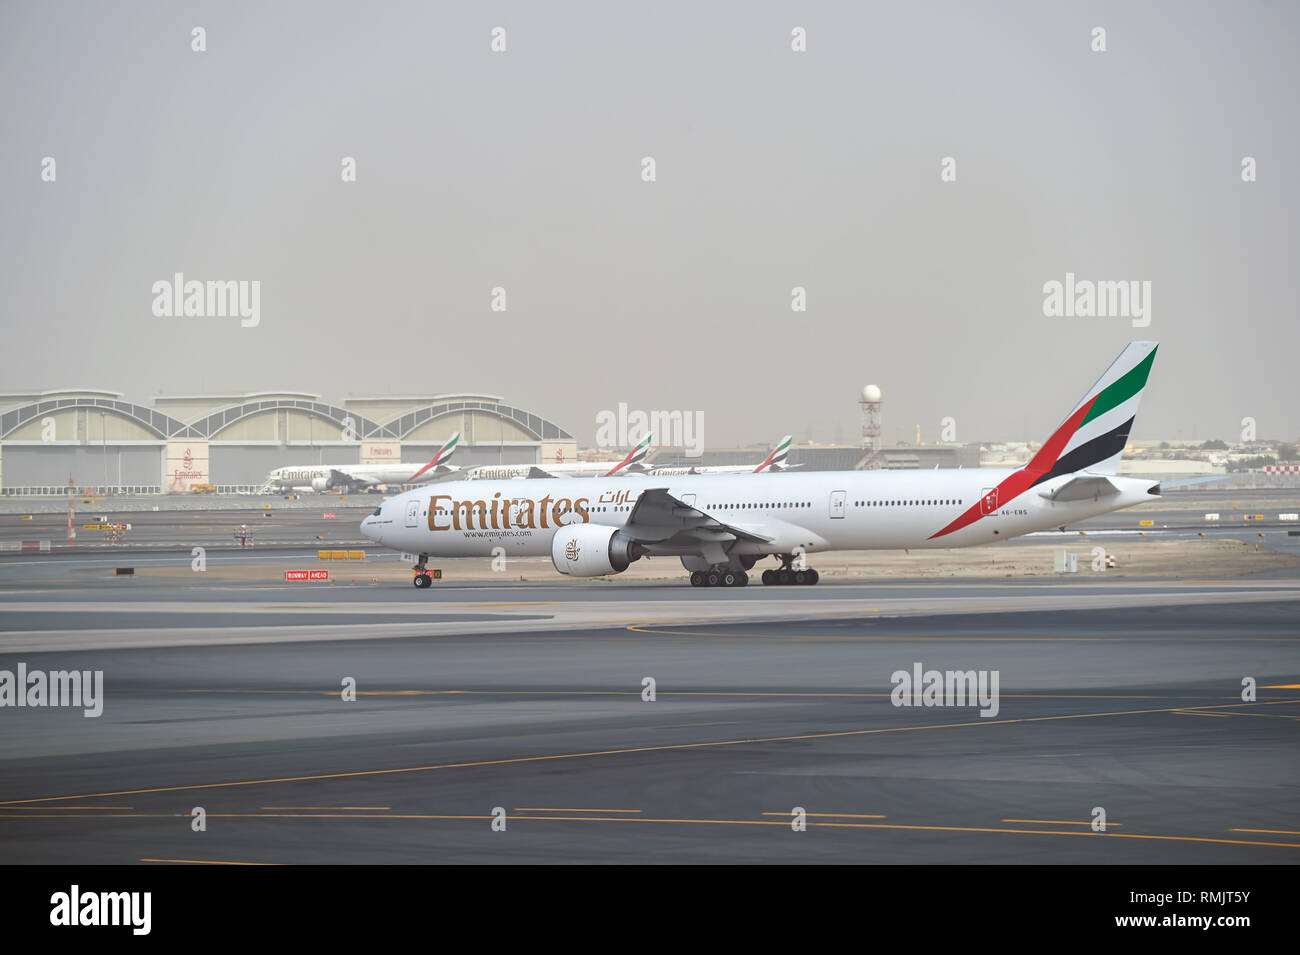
(101, 412, 109, 491)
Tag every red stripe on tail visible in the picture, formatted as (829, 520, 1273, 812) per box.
(928, 397, 1096, 540)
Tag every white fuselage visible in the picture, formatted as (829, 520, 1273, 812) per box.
(265, 462, 444, 490)
(460, 461, 624, 481)
(361, 469, 1158, 560)
(632, 465, 762, 476)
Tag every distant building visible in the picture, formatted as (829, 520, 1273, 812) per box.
(0, 390, 575, 493)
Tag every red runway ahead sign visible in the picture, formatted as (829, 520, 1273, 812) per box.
(285, 569, 329, 581)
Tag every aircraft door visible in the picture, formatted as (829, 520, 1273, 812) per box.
(980, 487, 999, 515)
(405, 499, 421, 528)
(830, 490, 846, 519)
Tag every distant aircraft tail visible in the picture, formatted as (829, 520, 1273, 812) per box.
(606, 432, 654, 476)
(407, 431, 460, 482)
(754, 435, 794, 473)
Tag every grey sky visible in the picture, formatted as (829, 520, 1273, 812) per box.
(2, 0, 1297, 449)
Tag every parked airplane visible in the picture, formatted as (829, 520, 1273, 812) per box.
(361, 343, 1159, 587)
(262, 432, 460, 494)
(455, 433, 654, 481)
(631, 435, 800, 475)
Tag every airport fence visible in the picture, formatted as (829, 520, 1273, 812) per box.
(0, 484, 265, 496)
(0, 485, 164, 496)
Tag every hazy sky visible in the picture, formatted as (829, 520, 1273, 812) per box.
(2, 1, 1297, 449)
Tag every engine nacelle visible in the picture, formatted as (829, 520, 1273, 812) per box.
(311, 476, 330, 492)
(551, 523, 645, 577)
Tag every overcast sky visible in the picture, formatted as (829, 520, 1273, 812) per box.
(2, 1, 1296, 449)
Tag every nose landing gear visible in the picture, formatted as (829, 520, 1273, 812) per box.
(412, 554, 435, 589)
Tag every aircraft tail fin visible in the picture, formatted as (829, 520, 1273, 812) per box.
(928, 342, 1158, 541)
(407, 431, 460, 482)
(1026, 341, 1158, 482)
(606, 432, 654, 476)
(754, 435, 794, 473)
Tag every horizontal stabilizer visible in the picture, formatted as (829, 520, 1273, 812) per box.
(1038, 474, 1120, 502)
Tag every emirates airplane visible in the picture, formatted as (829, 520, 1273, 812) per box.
(455, 433, 654, 481)
(361, 343, 1159, 588)
(263, 432, 460, 493)
(630, 435, 800, 476)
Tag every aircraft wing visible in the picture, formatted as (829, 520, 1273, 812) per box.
(1037, 474, 1120, 502)
(621, 487, 775, 549)
(420, 465, 462, 484)
(422, 464, 461, 480)
(526, 466, 558, 479)
(332, 467, 372, 486)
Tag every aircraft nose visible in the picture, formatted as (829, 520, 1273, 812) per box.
(360, 516, 378, 541)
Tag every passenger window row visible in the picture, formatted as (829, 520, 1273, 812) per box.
(707, 501, 811, 510)
(853, 499, 963, 507)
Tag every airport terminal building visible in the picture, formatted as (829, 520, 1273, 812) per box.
(0, 389, 577, 494)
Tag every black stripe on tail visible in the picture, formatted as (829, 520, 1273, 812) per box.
(1030, 416, 1134, 487)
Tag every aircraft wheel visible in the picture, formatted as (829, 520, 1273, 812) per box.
(721, 571, 737, 587)
(706, 571, 721, 587)
(690, 571, 705, 587)
(733, 571, 748, 587)
(413, 573, 431, 589)
(777, 569, 793, 585)
(806, 569, 820, 585)
(761, 569, 774, 585)
(793, 570, 808, 585)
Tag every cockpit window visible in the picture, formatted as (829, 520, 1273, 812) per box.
(372, 507, 382, 516)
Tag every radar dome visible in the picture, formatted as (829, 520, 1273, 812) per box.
(862, 384, 882, 402)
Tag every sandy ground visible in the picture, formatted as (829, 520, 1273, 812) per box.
(127, 536, 1300, 584)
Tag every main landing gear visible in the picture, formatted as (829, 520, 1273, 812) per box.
(689, 569, 748, 587)
(686, 554, 821, 587)
(413, 553, 432, 589)
(761, 554, 820, 586)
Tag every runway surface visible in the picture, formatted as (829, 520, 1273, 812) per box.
(1, 561, 1297, 863)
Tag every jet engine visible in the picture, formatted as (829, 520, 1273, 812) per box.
(311, 476, 331, 492)
(551, 524, 645, 577)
